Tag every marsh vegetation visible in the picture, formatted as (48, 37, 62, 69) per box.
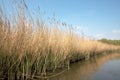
(0, 1, 120, 80)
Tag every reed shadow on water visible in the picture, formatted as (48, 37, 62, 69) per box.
(50, 53, 120, 80)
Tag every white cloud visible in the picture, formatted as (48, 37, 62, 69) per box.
(112, 30, 120, 34)
(96, 34, 104, 37)
(73, 25, 88, 35)
(95, 33, 106, 39)
(95, 29, 120, 40)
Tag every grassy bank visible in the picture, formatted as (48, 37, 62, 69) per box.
(0, 2, 120, 80)
(99, 39, 120, 45)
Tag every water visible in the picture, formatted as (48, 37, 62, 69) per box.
(50, 53, 120, 80)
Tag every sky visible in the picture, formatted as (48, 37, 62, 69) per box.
(0, 0, 120, 39)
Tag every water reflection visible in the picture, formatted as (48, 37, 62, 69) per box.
(50, 53, 120, 80)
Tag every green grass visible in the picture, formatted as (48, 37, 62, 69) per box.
(99, 38, 120, 45)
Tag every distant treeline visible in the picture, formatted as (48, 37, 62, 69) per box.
(99, 39, 120, 45)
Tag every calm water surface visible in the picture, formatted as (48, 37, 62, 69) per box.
(50, 53, 120, 80)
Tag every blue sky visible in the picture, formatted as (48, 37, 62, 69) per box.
(0, 0, 120, 39)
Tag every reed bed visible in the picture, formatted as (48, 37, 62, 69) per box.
(0, 2, 120, 80)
